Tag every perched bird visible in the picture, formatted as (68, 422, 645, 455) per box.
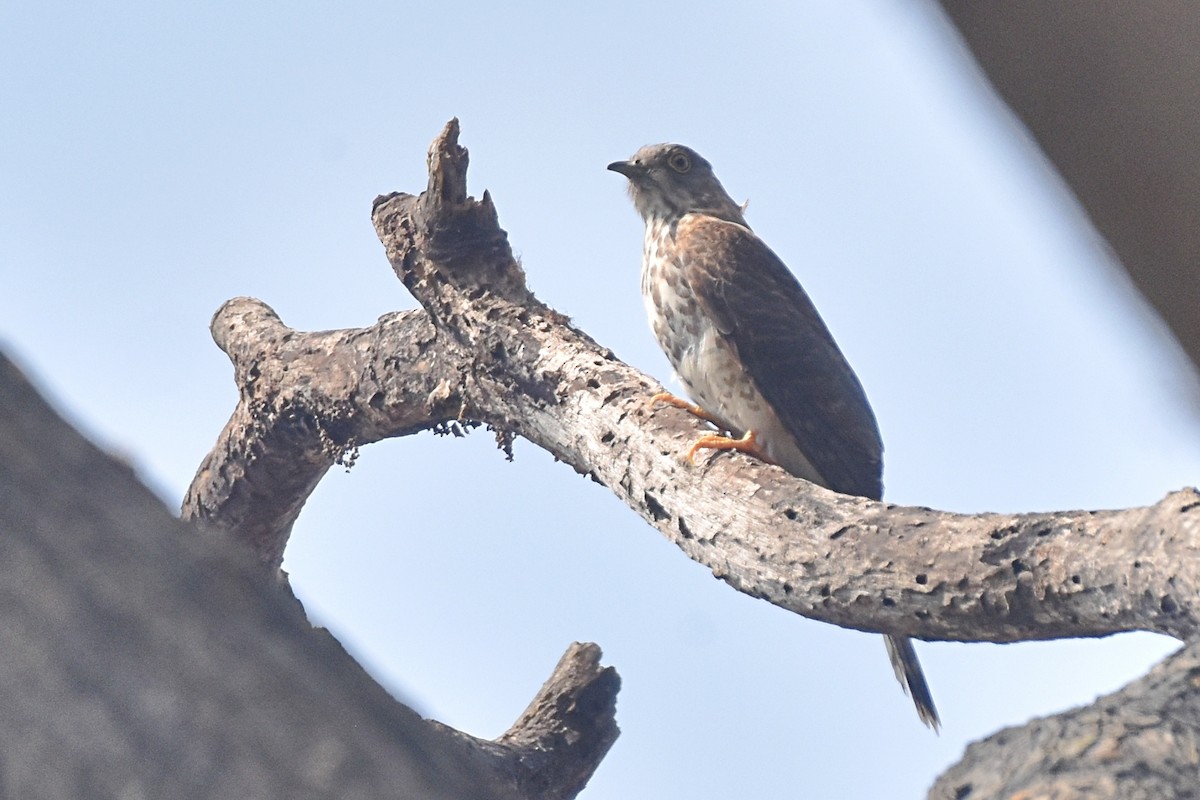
(609, 143, 939, 730)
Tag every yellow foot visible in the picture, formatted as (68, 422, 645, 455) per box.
(646, 392, 770, 467)
(685, 429, 769, 465)
(648, 391, 725, 427)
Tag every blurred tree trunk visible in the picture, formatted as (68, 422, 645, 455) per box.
(930, 3, 1200, 796)
(0, 352, 617, 800)
(940, 0, 1200, 381)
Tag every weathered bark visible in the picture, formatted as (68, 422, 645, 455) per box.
(188, 293, 1200, 645)
(0, 350, 617, 800)
(183, 302, 442, 569)
(180, 120, 1200, 797)
(186, 120, 1200, 648)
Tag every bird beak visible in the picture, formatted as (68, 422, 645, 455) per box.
(607, 160, 645, 179)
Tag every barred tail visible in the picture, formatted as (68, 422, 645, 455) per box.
(884, 634, 940, 731)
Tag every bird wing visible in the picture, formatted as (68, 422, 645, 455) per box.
(674, 213, 884, 499)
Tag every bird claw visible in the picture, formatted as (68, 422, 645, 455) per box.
(644, 392, 767, 465)
(685, 429, 766, 464)
(646, 391, 725, 427)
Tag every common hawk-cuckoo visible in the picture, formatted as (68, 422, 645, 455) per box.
(609, 143, 939, 730)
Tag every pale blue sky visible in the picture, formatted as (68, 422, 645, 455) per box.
(3, 2, 1196, 797)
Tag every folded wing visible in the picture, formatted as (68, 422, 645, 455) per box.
(675, 214, 884, 500)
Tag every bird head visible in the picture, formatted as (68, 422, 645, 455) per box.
(608, 144, 746, 225)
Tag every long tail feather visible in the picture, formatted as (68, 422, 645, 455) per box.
(884, 634, 940, 731)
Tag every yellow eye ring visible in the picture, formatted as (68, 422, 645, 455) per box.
(668, 151, 691, 173)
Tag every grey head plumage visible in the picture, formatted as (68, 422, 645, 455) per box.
(607, 144, 747, 226)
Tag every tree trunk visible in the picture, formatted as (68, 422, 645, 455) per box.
(0, 347, 617, 799)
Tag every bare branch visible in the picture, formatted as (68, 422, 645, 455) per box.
(186, 120, 1200, 648)
(450, 643, 621, 800)
(182, 301, 445, 569)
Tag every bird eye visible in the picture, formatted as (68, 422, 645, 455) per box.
(668, 151, 691, 173)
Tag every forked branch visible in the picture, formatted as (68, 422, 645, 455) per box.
(186, 119, 1200, 646)
(184, 120, 1200, 800)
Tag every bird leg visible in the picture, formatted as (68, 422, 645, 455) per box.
(685, 429, 770, 465)
(648, 391, 726, 427)
(648, 393, 771, 465)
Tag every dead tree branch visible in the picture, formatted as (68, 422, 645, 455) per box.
(182, 120, 1200, 799)
(186, 119, 1200, 648)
